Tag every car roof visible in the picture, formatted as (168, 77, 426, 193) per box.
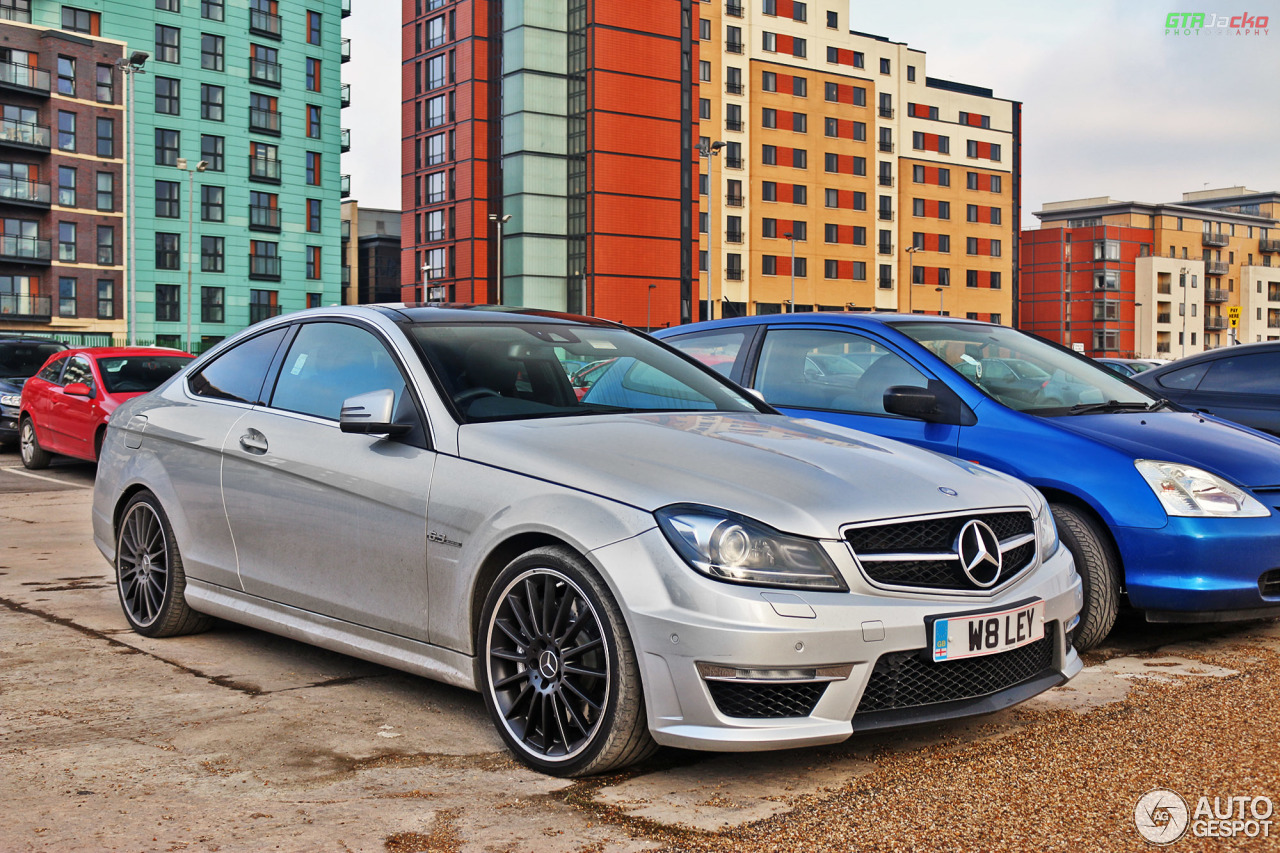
(656, 312, 997, 333)
(56, 346, 193, 359)
(0, 337, 68, 348)
(1145, 341, 1280, 372)
(372, 303, 626, 329)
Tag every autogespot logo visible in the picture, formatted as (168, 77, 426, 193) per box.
(1135, 789, 1275, 844)
(1165, 12, 1270, 35)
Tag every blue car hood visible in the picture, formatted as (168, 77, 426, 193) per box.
(1047, 411, 1280, 488)
(0, 377, 25, 395)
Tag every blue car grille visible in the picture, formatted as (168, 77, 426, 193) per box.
(846, 511, 1035, 592)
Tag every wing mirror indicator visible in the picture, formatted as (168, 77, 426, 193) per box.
(339, 389, 412, 436)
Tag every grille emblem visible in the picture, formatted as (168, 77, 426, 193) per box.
(955, 519, 1002, 588)
(939, 487, 958, 496)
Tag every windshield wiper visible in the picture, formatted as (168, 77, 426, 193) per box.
(1067, 399, 1163, 416)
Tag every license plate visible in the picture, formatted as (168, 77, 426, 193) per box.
(930, 599, 1045, 663)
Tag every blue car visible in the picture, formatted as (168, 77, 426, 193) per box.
(656, 314, 1280, 650)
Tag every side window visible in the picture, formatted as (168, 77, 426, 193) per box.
(188, 326, 289, 403)
(269, 322, 407, 420)
(754, 328, 927, 415)
(663, 329, 749, 378)
(61, 356, 96, 392)
(37, 357, 68, 384)
(1155, 363, 1208, 391)
(1197, 353, 1280, 395)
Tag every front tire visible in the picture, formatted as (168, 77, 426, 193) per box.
(19, 417, 51, 469)
(478, 546, 657, 777)
(116, 491, 214, 638)
(1051, 503, 1120, 652)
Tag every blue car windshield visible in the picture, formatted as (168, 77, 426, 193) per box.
(893, 321, 1156, 413)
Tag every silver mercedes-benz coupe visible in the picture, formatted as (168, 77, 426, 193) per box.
(93, 305, 1082, 776)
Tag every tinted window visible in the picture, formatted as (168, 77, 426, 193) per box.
(665, 329, 749, 377)
(98, 355, 192, 394)
(1196, 352, 1280, 395)
(270, 322, 406, 420)
(755, 328, 927, 415)
(61, 356, 96, 392)
(188, 327, 288, 404)
(0, 342, 66, 380)
(1155, 363, 1208, 391)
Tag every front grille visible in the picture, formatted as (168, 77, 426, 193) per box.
(707, 680, 828, 719)
(855, 625, 1055, 716)
(1261, 569, 1280, 598)
(846, 511, 1035, 591)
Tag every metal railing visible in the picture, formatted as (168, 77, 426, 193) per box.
(725, 2, 743, 16)
(248, 156, 282, 182)
(249, 303, 282, 323)
(878, 141, 894, 153)
(340, 128, 350, 152)
(249, 255, 281, 279)
(0, 235, 51, 261)
(249, 58, 282, 86)
(725, 82, 743, 95)
(1260, 238, 1280, 253)
(725, 268, 743, 281)
(341, 0, 351, 17)
(725, 193, 743, 207)
(1202, 232, 1229, 247)
(0, 294, 51, 318)
(340, 83, 351, 107)
(0, 177, 51, 205)
(878, 208, 894, 221)
(249, 108, 281, 134)
(0, 60, 50, 92)
(1157, 313, 1171, 324)
(879, 175, 894, 187)
(249, 8, 282, 38)
(340, 174, 351, 198)
(724, 156, 742, 168)
(249, 205, 281, 231)
(341, 38, 351, 62)
(878, 107, 894, 118)
(1205, 261, 1229, 276)
(725, 230, 743, 243)
(0, 118, 50, 149)
(1205, 288, 1229, 302)
(726, 41, 743, 54)
(877, 242, 893, 254)
(725, 118, 742, 131)
(1204, 316, 1229, 330)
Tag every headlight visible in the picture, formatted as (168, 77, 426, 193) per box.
(1135, 460, 1269, 518)
(0, 393, 19, 407)
(655, 505, 848, 591)
(1034, 502, 1058, 563)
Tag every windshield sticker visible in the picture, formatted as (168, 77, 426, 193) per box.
(290, 353, 309, 375)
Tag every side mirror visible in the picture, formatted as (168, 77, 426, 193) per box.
(746, 387, 766, 402)
(883, 385, 938, 419)
(339, 389, 412, 436)
(64, 382, 93, 398)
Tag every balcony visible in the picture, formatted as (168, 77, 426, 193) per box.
(878, 107, 894, 118)
(1205, 288, 1229, 303)
(725, 2, 743, 16)
(878, 208, 894, 222)
(341, 38, 351, 63)
(249, 107, 281, 135)
(725, 118, 742, 131)
(878, 141, 894, 153)
(340, 174, 351, 198)
(1204, 316, 1229, 331)
(725, 192, 743, 207)
(878, 175, 894, 187)
(249, 58, 282, 87)
(0, 118, 50, 152)
(0, 293, 50, 320)
(0, 60, 51, 96)
(249, 8, 282, 39)
(0, 235, 51, 264)
(877, 242, 892, 254)
(725, 82, 743, 95)
(1157, 283, 1171, 294)
(1205, 261, 1229, 276)
(725, 230, 743, 244)
(726, 40, 743, 54)
(249, 255, 281, 281)
(725, 267, 743, 281)
(724, 156, 742, 168)
(340, 128, 350, 152)
(0, 177, 51, 208)
(341, 0, 351, 17)
(248, 156, 281, 183)
(1157, 313, 1171, 324)
(1260, 238, 1280, 253)
(1156, 342, 1171, 354)
(249, 204, 281, 232)
(340, 83, 351, 108)
(249, 303, 282, 323)
(1202, 231, 1229, 247)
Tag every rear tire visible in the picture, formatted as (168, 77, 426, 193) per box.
(1051, 503, 1119, 652)
(116, 491, 214, 638)
(19, 417, 50, 469)
(477, 546, 657, 777)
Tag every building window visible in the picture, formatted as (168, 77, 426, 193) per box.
(306, 58, 321, 92)
(824, 188, 838, 208)
(967, 236, 978, 255)
(763, 145, 777, 165)
(852, 121, 866, 141)
(307, 105, 321, 138)
(307, 293, 321, 308)
(762, 181, 776, 202)
(156, 77, 180, 115)
(907, 65, 916, 82)
(96, 280, 114, 319)
(201, 84, 224, 121)
(938, 201, 950, 220)
(56, 56, 75, 96)
(201, 34, 225, 71)
(155, 129, 179, 166)
(57, 222, 76, 261)
(762, 256, 776, 276)
(57, 111, 75, 151)
(62, 7, 100, 34)
(880, 57, 890, 74)
(156, 181, 180, 218)
(991, 240, 1002, 258)
(853, 227, 866, 245)
(157, 0, 179, 12)
(95, 117, 114, 157)
(201, 286, 224, 322)
(762, 31, 776, 52)
(699, 17, 710, 39)
(249, 289, 278, 323)
(250, 43, 281, 85)
(794, 185, 807, 205)
(793, 113, 807, 133)
(763, 71, 776, 92)
(250, 93, 279, 133)
(307, 10, 322, 45)
(426, 94, 446, 127)
(827, 9, 838, 27)
(95, 64, 114, 103)
(201, 236, 224, 272)
(792, 38, 806, 58)
(58, 278, 76, 317)
(699, 60, 710, 82)
(156, 25, 180, 63)
(201, 185, 224, 222)
(201, 0, 224, 20)
(57, 166, 76, 207)
(96, 225, 114, 264)
(201, 135, 224, 171)
(307, 198, 321, 232)
(762, 108, 776, 129)
(306, 151, 321, 185)
(156, 233, 180, 270)
(96, 172, 114, 211)
(306, 245, 321, 279)
(156, 284, 180, 322)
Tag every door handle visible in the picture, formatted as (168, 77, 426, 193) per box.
(239, 429, 268, 455)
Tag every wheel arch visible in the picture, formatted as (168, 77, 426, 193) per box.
(468, 531, 578, 652)
(1038, 486, 1126, 591)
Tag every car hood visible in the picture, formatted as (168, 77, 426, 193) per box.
(0, 377, 27, 394)
(459, 413, 1036, 539)
(1047, 411, 1280, 488)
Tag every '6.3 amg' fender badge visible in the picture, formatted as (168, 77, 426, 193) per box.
(427, 530, 463, 548)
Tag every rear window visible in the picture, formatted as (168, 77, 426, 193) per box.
(1196, 352, 1280, 395)
(0, 342, 65, 380)
(99, 355, 192, 394)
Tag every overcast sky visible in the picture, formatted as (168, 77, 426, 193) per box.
(342, 0, 1280, 227)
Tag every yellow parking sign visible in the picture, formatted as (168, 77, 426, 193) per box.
(1228, 306, 1241, 329)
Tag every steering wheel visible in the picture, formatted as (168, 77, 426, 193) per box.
(454, 387, 500, 405)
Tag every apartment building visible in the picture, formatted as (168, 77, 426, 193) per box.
(340, 199, 400, 304)
(0, 16, 125, 338)
(1021, 188, 1280, 358)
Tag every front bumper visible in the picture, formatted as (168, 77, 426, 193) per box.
(590, 527, 1082, 752)
(0, 403, 18, 442)
(1115, 514, 1280, 614)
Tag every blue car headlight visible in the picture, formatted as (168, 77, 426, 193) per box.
(1135, 460, 1270, 518)
(655, 504, 848, 591)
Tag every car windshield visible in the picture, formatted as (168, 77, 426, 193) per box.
(411, 322, 762, 422)
(97, 355, 192, 394)
(0, 342, 64, 380)
(892, 321, 1156, 414)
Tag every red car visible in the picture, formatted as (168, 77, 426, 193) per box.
(19, 347, 193, 467)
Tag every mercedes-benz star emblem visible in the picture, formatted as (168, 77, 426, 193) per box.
(538, 649, 559, 680)
(955, 519, 1003, 588)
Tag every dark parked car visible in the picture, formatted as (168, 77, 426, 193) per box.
(1131, 342, 1280, 437)
(0, 337, 68, 448)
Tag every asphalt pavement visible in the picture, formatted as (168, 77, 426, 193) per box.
(1, 446, 1277, 852)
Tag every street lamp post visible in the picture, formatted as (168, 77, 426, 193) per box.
(1180, 267, 1188, 357)
(177, 158, 206, 351)
(489, 212, 511, 305)
(698, 139, 724, 323)
(1134, 301, 1143, 358)
(935, 286, 944, 316)
(647, 283, 656, 330)
(904, 244, 920, 312)
(784, 232, 796, 312)
(115, 51, 149, 345)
